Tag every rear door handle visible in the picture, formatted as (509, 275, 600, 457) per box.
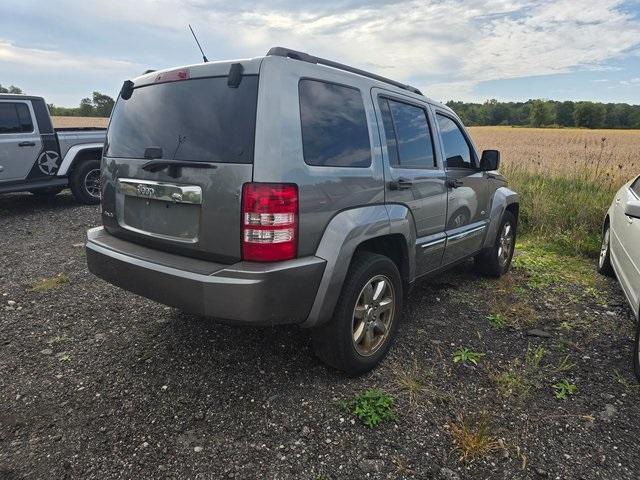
(615, 198, 621, 205)
(447, 179, 463, 189)
(18, 141, 36, 147)
(389, 178, 413, 190)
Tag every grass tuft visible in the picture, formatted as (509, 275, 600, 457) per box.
(449, 415, 501, 462)
(31, 274, 70, 292)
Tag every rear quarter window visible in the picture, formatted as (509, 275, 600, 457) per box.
(299, 79, 371, 168)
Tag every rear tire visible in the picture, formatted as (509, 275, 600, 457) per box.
(475, 210, 517, 277)
(70, 159, 101, 205)
(311, 252, 402, 376)
(598, 224, 615, 277)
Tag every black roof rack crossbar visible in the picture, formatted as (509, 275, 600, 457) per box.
(266, 47, 423, 96)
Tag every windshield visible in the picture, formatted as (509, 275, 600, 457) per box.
(105, 75, 258, 163)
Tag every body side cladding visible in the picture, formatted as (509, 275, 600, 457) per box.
(301, 204, 415, 328)
(481, 186, 519, 249)
(57, 143, 104, 177)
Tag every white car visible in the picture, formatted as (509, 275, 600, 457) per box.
(599, 174, 640, 380)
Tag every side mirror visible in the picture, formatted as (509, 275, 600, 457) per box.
(480, 150, 500, 171)
(625, 199, 640, 219)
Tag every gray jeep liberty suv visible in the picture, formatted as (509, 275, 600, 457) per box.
(86, 47, 519, 375)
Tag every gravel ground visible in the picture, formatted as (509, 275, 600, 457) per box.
(1, 191, 639, 480)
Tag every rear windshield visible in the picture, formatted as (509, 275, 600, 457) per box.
(105, 76, 258, 163)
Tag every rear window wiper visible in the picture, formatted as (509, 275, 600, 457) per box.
(142, 160, 217, 178)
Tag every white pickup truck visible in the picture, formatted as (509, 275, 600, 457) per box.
(0, 94, 106, 204)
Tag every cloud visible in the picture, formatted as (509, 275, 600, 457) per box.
(0, 40, 137, 71)
(83, 0, 638, 100)
(3, 0, 640, 103)
(620, 77, 640, 85)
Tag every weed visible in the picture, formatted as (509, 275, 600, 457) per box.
(613, 371, 640, 392)
(391, 360, 451, 407)
(487, 313, 508, 329)
(453, 347, 485, 366)
(448, 415, 501, 462)
(391, 456, 415, 475)
(392, 360, 428, 407)
(492, 345, 546, 398)
(31, 274, 70, 292)
(552, 379, 577, 399)
(58, 353, 72, 362)
(345, 389, 396, 428)
(551, 356, 575, 373)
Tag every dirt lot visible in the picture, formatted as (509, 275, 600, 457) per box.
(1, 192, 639, 480)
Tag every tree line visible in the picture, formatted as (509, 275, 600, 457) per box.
(1, 84, 114, 117)
(4, 83, 640, 128)
(446, 99, 640, 129)
(48, 92, 115, 118)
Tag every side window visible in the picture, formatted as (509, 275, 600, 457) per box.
(0, 103, 21, 134)
(436, 114, 474, 169)
(299, 79, 371, 168)
(0, 103, 33, 134)
(16, 104, 33, 132)
(378, 97, 436, 169)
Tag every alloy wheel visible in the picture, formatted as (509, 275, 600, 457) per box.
(84, 169, 101, 199)
(497, 221, 514, 267)
(352, 275, 395, 357)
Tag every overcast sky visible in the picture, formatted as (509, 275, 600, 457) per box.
(2, 0, 640, 107)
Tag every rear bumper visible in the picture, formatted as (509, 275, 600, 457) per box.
(86, 227, 326, 325)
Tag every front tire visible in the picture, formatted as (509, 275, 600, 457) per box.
(598, 224, 615, 277)
(311, 252, 403, 376)
(70, 159, 101, 205)
(475, 210, 517, 277)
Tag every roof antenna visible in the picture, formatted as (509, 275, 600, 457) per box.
(188, 24, 209, 63)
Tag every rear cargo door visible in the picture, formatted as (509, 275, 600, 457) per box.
(101, 69, 259, 264)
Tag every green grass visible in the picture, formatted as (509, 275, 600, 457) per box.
(345, 389, 396, 428)
(512, 239, 598, 289)
(492, 345, 546, 399)
(31, 274, 70, 292)
(487, 313, 508, 329)
(504, 169, 614, 257)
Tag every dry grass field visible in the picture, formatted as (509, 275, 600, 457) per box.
(469, 126, 640, 256)
(469, 126, 639, 185)
(51, 116, 109, 128)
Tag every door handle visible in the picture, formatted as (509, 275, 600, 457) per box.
(615, 198, 621, 205)
(18, 141, 36, 147)
(447, 179, 463, 189)
(389, 178, 413, 190)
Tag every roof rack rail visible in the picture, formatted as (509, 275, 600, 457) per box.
(266, 47, 423, 96)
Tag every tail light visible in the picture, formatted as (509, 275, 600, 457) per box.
(241, 183, 298, 262)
